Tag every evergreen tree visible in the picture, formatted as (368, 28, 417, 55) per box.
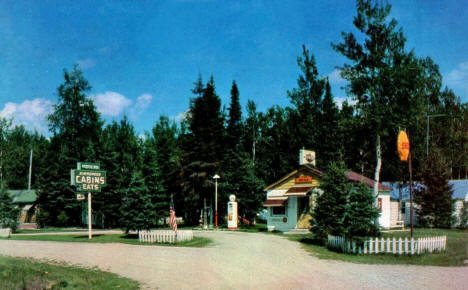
(343, 182, 380, 241)
(311, 162, 349, 244)
(415, 152, 454, 228)
(141, 135, 167, 226)
(0, 185, 19, 231)
(98, 117, 141, 228)
(120, 170, 153, 232)
(180, 76, 225, 224)
(227, 80, 243, 148)
(38, 66, 102, 226)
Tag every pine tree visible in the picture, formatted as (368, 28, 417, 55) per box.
(38, 66, 103, 226)
(415, 152, 454, 228)
(120, 170, 153, 232)
(227, 80, 243, 148)
(343, 182, 380, 241)
(0, 185, 19, 231)
(311, 162, 349, 243)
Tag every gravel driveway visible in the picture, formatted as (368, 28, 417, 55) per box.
(1, 231, 467, 289)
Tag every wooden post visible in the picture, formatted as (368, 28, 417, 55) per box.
(88, 192, 92, 239)
(409, 152, 414, 239)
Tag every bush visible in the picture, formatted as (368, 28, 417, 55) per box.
(0, 186, 19, 231)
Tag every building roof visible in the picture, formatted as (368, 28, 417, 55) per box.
(8, 189, 37, 204)
(346, 171, 392, 191)
(264, 165, 391, 192)
(383, 180, 468, 200)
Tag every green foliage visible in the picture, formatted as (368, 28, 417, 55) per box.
(456, 201, 468, 229)
(311, 162, 349, 243)
(416, 152, 454, 228)
(0, 186, 19, 231)
(227, 80, 243, 148)
(120, 171, 154, 232)
(343, 182, 379, 241)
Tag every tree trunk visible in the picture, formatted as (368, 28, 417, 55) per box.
(373, 134, 382, 198)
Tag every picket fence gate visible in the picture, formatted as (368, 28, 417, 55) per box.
(139, 230, 193, 244)
(328, 235, 446, 255)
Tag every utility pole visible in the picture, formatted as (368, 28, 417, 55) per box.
(28, 149, 33, 190)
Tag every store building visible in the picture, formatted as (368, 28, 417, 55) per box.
(263, 151, 393, 232)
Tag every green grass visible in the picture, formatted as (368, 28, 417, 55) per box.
(0, 255, 139, 289)
(286, 228, 468, 267)
(16, 227, 89, 234)
(7, 233, 212, 247)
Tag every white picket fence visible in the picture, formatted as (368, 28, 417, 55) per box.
(328, 235, 446, 255)
(139, 230, 193, 244)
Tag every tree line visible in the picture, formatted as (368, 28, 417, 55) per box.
(1, 0, 467, 231)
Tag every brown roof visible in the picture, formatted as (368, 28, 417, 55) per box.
(345, 171, 392, 191)
(264, 199, 287, 207)
(285, 186, 313, 196)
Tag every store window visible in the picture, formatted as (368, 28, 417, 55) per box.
(272, 206, 286, 216)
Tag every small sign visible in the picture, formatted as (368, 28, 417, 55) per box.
(397, 131, 410, 162)
(295, 176, 313, 184)
(77, 194, 85, 200)
(77, 162, 100, 170)
(299, 149, 316, 166)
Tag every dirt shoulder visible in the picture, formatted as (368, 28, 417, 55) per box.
(1, 231, 467, 289)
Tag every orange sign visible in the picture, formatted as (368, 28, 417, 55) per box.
(295, 176, 313, 184)
(397, 131, 410, 162)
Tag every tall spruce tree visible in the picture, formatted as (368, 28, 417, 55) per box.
(227, 80, 243, 148)
(180, 76, 225, 224)
(38, 66, 102, 226)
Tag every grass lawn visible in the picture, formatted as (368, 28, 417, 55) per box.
(6, 233, 212, 247)
(0, 255, 139, 289)
(286, 228, 468, 267)
(16, 227, 88, 234)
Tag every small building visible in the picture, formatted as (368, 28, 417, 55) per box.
(8, 189, 38, 229)
(264, 164, 394, 232)
(385, 179, 468, 227)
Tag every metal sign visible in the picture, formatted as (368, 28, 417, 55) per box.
(397, 131, 410, 162)
(71, 169, 107, 192)
(77, 162, 100, 170)
(76, 194, 85, 200)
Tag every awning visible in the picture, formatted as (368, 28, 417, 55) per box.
(264, 198, 287, 207)
(285, 186, 313, 196)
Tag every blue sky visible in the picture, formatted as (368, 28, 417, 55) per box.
(1, 0, 467, 136)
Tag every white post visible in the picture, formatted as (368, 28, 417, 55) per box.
(88, 192, 92, 239)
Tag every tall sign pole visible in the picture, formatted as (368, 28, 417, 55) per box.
(213, 174, 220, 229)
(88, 192, 92, 239)
(71, 162, 107, 240)
(397, 131, 413, 238)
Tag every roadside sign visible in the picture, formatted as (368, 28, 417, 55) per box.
(71, 169, 107, 192)
(397, 131, 410, 162)
(77, 194, 85, 200)
(77, 162, 100, 170)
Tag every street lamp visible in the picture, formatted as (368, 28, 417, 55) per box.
(213, 174, 220, 229)
(426, 114, 446, 156)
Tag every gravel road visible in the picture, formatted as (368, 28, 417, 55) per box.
(1, 231, 467, 289)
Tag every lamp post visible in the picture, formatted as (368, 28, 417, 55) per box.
(213, 174, 220, 229)
(426, 114, 446, 156)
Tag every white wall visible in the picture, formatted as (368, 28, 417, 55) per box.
(378, 195, 391, 228)
(266, 197, 297, 232)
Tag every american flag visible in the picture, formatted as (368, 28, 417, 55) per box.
(169, 196, 177, 232)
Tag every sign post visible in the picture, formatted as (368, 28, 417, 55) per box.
(71, 162, 106, 239)
(397, 131, 413, 238)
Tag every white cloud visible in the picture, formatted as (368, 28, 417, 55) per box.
(445, 61, 468, 88)
(91, 91, 132, 117)
(328, 69, 346, 84)
(76, 58, 96, 70)
(0, 98, 53, 133)
(334, 97, 356, 109)
(134, 94, 153, 111)
(171, 110, 188, 122)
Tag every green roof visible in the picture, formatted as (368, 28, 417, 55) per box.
(8, 189, 37, 204)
